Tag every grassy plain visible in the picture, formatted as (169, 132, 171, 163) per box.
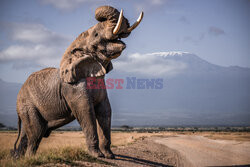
(0, 131, 155, 166)
(0, 131, 249, 166)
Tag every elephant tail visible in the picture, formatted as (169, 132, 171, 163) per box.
(14, 115, 21, 151)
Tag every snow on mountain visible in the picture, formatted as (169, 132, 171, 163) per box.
(149, 51, 224, 72)
(146, 51, 190, 57)
(1, 52, 250, 127)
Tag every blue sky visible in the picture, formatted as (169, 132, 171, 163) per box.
(0, 0, 249, 83)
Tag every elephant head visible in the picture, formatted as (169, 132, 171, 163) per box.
(60, 6, 143, 83)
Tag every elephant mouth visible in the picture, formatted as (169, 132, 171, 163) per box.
(113, 38, 126, 49)
(104, 38, 126, 59)
(109, 38, 126, 52)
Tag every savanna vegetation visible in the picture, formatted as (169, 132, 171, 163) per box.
(1, 128, 250, 166)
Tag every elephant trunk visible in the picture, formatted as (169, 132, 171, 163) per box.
(95, 6, 120, 22)
(95, 6, 143, 38)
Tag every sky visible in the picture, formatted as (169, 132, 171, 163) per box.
(0, 0, 249, 83)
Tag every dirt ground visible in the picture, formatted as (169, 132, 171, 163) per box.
(154, 135, 250, 167)
(1, 131, 250, 166)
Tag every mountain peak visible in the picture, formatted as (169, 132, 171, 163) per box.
(143, 51, 223, 72)
(145, 51, 206, 64)
(146, 51, 191, 57)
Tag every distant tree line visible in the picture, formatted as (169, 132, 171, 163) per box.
(0, 122, 17, 131)
(111, 126, 250, 133)
(0, 123, 5, 128)
(1, 123, 250, 132)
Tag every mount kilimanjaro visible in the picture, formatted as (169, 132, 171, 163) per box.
(1, 52, 250, 127)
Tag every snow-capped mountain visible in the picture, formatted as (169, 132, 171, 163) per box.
(109, 52, 250, 126)
(1, 52, 250, 127)
(154, 52, 249, 73)
(153, 51, 220, 70)
(113, 51, 228, 77)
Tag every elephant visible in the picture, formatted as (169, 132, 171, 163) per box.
(11, 6, 143, 159)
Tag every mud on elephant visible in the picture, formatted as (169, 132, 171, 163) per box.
(11, 6, 143, 159)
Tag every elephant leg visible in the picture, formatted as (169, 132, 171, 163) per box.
(20, 107, 47, 157)
(62, 83, 103, 158)
(95, 97, 114, 159)
(11, 127, 28, 158)
(77, 104, 104, 158)
(16, 129, 28, 157)
(67, 99, 103, 157)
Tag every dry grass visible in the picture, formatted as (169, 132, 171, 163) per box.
(0, 147, 111, 167)
(0, 132, 18, 151)
(0, 131, 154, 166)
(200, 132, 250, 141)
(38, 132, 87, 152)
(0, 131, 156, 151)
(0, 131, 249, 166)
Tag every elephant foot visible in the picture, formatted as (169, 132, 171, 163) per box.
(102, 149, 115, 159)
(10, 149, 19, 159)
(89, 149, 104, 158)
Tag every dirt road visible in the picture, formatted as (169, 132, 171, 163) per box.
(154, 135, 250, 167)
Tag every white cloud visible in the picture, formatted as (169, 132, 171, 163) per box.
(9, 23, 69, 44)
(0, 44, 63, 67)
(41, 0, 103, 10)
(113, 52, 187, 76)
(0, 22, 70, 68)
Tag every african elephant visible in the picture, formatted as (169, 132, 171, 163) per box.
(11, 6, 143, 159)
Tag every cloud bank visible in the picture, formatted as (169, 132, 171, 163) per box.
(9, 23, 68, 44)
(0, 21, 188, 75)
(0, 23, 71, 68)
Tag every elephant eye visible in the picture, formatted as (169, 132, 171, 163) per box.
(95, 33, 98, 37)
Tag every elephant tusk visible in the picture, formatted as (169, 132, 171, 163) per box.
(113, 9, 123, 35)
(127, 11, 144, 32)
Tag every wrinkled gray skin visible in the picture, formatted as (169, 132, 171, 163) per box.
(11, 6, 132, 159)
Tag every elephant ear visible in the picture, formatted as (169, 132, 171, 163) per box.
(60, 50, 112, 83)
